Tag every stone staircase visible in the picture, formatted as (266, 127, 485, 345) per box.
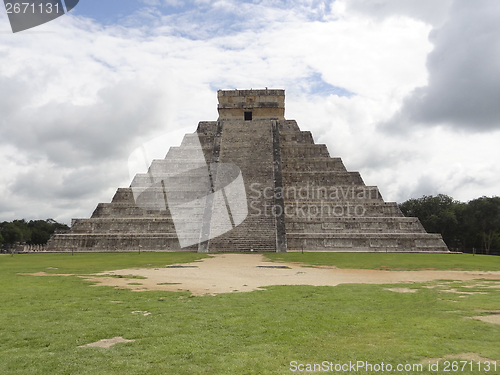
(206, 119, 278, 252)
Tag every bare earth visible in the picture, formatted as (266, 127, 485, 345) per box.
(78, 336, 135, 348)
(76, 254, 500, 296)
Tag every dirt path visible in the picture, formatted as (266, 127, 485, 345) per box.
(78, 254, 500, 296)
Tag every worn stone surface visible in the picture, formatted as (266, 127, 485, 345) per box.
(217, 89, 285, 120)
(47, 89, 449, 253)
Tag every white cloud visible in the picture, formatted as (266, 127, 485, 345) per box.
(383, 1, 500, 132)
(344, 0, 453, 27)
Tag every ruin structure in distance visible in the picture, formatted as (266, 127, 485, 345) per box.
(47, 89, 449, 253)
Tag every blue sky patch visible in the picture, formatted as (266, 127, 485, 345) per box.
(307, 72, 354, 98)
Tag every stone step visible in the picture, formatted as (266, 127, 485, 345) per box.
(283, 171, 364, 185)
(279, 130, 315, 144)
(196, 121, 218, 134)
(71, 217, 179, 234)
(91, 203, 171, 218)
(278, 201, 403, 218)
(277, 185, 383, 201)
(277, 120, 301, 132)
(287, 232, 449, 252)
(281, 144, 331, 158)
(147, 159, 208, 174)
(282, 158, 347, 172)
(111, 188, 136, 203)
(131, 173, 212, 186)
(286, 216, 425, 233)
(46, 233, 196, 252)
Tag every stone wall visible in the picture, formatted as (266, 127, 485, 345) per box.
(217, 89, 285, 120)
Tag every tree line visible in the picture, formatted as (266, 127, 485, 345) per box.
(0, 219, 69, 250)
(399, 195, 500, 254)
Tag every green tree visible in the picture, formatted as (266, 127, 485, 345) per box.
(466, 197, 500, 254)
(1, 219, 70, 248)
(0, 222, 23, 245)
(30, 228, 52, 245)
(400, 195, 500, 253)
(399, 194, 460, 248)
(451, 201, 470, 250)
(14, 219, 32, 242)
(27, 220, 52, 244)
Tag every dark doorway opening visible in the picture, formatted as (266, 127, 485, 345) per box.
(244, 111, 252, 121)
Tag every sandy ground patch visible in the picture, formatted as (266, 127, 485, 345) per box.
(471, 314, 500, 325)
(19, 272, 73, 277)
(132, 310, 151, 316)
(465, 312, 500, 325)
(75, 254, 500, 296)
(439, 289, 488, 295)
(384, 288, 417, 293)
(78, 336, 135, 348)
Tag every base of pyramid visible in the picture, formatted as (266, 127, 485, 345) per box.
(287, 233, 449, 252)
(46, 233, 197, 252)
(47, 233, 449, 253)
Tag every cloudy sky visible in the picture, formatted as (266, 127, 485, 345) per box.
(1, 0, 499, 224)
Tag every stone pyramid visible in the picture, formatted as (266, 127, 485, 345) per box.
(47, 89, 449, 253)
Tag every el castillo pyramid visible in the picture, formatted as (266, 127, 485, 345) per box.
(47, 89, 449, 253)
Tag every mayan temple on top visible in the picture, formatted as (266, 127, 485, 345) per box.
(47, 89, 449, 253)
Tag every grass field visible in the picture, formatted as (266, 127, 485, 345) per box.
(264, 252, 500, 271)
(1, 252, 499, 374)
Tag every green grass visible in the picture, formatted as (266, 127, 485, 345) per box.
(1, 253, 499, 374)
(264, 252, 500, 271)
(0, 252, 210, 275)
